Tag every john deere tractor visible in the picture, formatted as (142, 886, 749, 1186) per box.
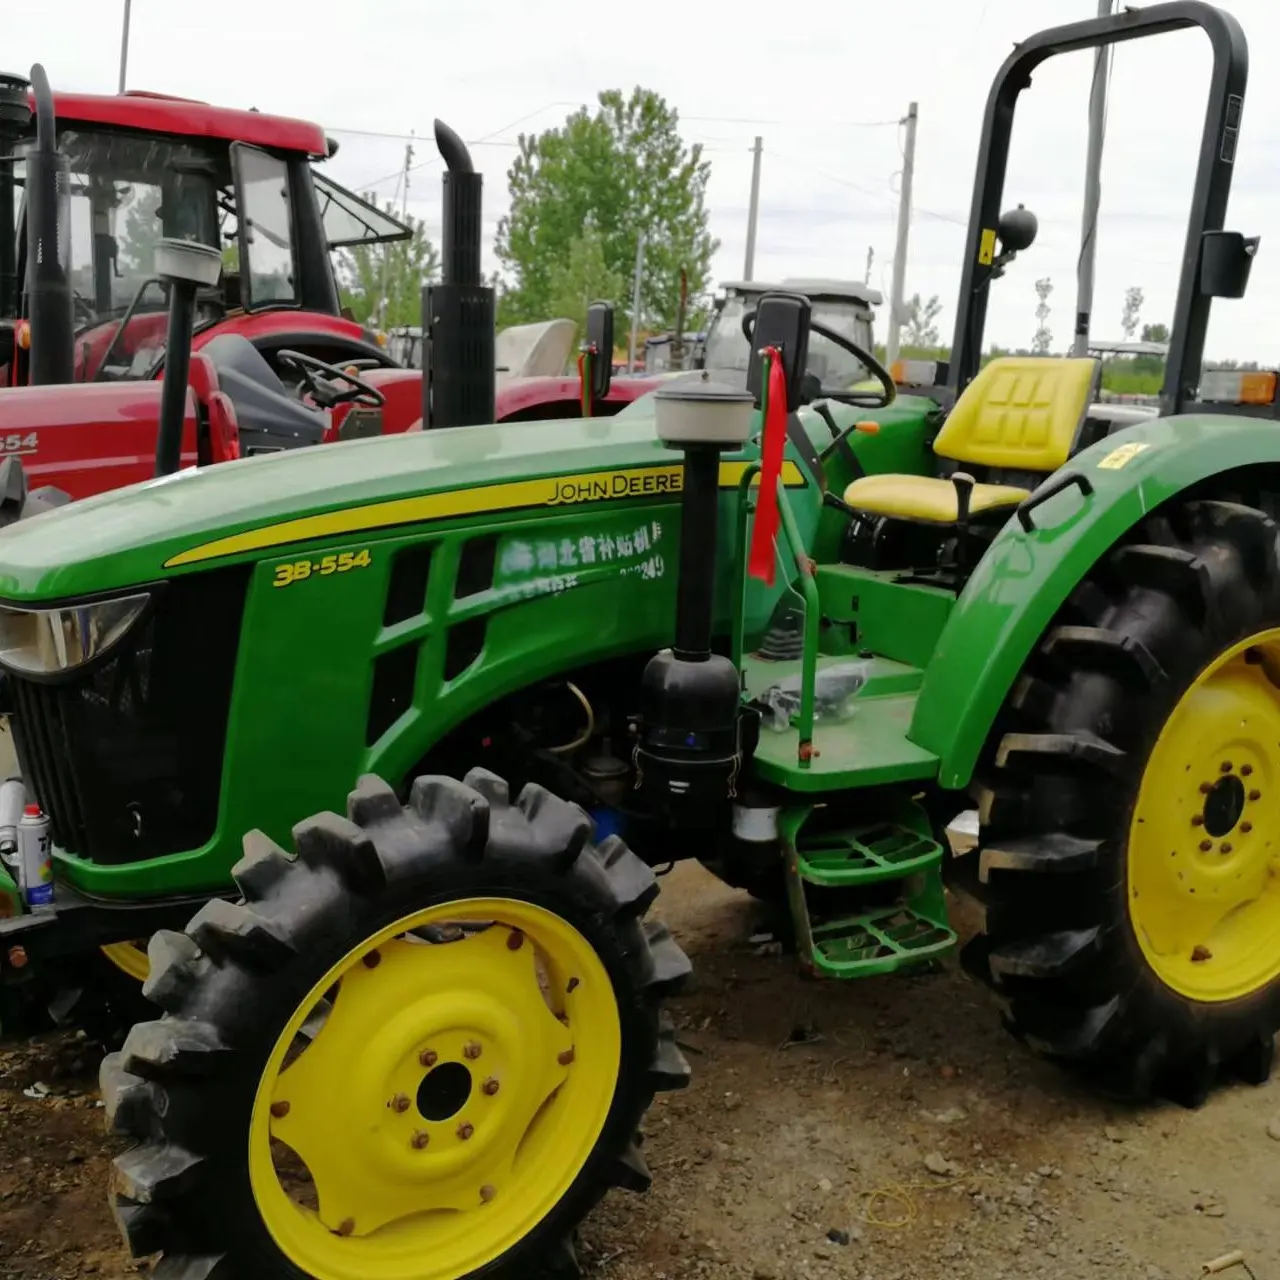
(0, 2, 1275, 1276)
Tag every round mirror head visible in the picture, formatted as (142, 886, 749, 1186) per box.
(998, 204, 1038, 253)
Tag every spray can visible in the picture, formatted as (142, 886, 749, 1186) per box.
(0, 777, 23, 876)
(17, 803, 53, 911)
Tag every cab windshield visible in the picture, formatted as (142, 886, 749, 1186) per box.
(702, 292, 874, 389)
(56, 128, 222, 332)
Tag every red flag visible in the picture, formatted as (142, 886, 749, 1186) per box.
(748, 346, 789, 585)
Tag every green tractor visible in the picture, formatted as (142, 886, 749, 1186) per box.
(0, 1, 1276, 1276)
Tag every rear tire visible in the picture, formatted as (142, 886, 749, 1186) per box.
(101, 769, 690, 1279)
(960, 497, 1280, 1104)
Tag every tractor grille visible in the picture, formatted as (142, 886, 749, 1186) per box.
(9, 565, 251, 864)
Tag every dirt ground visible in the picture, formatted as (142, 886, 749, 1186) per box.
(2, 861, 1278, 1280)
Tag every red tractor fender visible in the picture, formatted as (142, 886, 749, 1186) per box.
(0, 381, 202, 499)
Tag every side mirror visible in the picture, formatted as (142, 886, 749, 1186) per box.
(584, 301, 614, 400)
(998, 204, 1038, 254)
(746, 291, 811, 413)
(1200, 230, 1259, 299)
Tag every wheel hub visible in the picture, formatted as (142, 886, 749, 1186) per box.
(1129, 630, 1280, 1002)
(248, 899, 622, 1280)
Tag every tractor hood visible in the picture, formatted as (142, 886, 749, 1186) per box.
(0, 409, 701, 600)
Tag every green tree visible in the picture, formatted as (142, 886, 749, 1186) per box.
(495, 88, 718, 334)
(1121, 286, 1144, 341)
(1032, 277, 1054, 355)
(901, 293, 943, 349)
(1141, 321, 1169, 345)
(544, 215, 625, 346)
(335, 197, 440, 327)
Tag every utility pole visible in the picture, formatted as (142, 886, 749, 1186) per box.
(378, 139, 414, 329)
(627, 232, 646, 372)
(865, 246, 874, 285)
(1073, 0, 1114, 356)
(118, 0, 132, 94)
(885, 101, 917, 367)
(743, 136, 763, 281)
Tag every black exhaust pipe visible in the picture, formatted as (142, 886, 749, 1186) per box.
(0, 74, 31, 323)
(25, 65, 73, 385)
(423, 119, 495, 428)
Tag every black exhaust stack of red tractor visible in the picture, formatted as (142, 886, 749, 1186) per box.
(424, 120, 496, 428)
(0, 73, 30, 325)
(24, 65, 73, 386)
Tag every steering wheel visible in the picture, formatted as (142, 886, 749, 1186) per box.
(742, 310, 896, 409)
(276, 349, 386, 410)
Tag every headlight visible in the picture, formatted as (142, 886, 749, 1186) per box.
(0, 593, 151, 677)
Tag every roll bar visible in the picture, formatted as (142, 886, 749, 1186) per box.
(947, 1, 1248, 416)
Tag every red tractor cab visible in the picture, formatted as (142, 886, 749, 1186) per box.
(0, 68, 411, 393)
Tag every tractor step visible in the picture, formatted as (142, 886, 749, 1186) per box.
(809, 904, 957, 978)
(779, 801, 957, 980)
(795, 821, 943, 886)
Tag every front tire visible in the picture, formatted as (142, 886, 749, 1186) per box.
(101, 769, 691, 1279)
(960, 498, 1280, 1104)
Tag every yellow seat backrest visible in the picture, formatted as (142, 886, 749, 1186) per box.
(933, 356, 1100, 473)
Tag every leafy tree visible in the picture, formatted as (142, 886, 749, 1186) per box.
(1141, 321, 1169, 345)
(902, 293, 943, 349)
(335, 197, 440, 328)
(1032, 277, 1054, 355)
(544, 215, 625, 346)
(1121, 286, 1144, 341)
(495, 88, 718, 334)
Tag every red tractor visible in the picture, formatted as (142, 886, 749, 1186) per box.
(0, 67, 660, 513)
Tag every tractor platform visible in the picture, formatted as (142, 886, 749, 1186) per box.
(742, 653, 940, 791)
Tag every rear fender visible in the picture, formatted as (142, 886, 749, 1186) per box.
(909, 414, 1280, 789)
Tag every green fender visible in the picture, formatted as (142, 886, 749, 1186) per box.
(909, 413, 1280, 790)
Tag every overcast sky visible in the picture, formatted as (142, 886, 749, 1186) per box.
(12, 1, 1280, 360)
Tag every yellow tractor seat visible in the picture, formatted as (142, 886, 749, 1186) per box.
(843, 474, 1030, 524)
(843, 355, 1101, 524)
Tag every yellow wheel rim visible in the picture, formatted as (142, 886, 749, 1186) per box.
(100, 940, 150, 983)
(1129, 628, 1280, 1002)
(249, 897, 621, 1280)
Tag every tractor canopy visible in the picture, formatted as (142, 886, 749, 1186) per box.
(0, 79, 410, 386)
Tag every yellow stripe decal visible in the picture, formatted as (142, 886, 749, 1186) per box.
(165, 460, 808, 568)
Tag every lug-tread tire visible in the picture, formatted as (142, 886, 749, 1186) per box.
(101, 769, 691, 1278)
(958, 497, 1280, 1104)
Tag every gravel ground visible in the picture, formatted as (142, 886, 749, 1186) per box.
(2, 860, 1278, 1280)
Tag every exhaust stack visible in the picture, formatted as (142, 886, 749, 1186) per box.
(25, 64, 73, 386)
(423, 119, 495, 428)
(0, 73, 30, 323)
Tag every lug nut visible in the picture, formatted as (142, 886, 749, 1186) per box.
(1221, 842, 1233, 854)
(390, 1093, 411, 1113)
(1241, 821, 1253, 833)
(480, 1184, 497, 1203)
(362, 949, 382, 969)
(507, 930, 525, 951)
(1199, 782, 1214, 795)
(419, 1049, 438, 1068)
(411, 1130, 430, 1149)
(270, 1101, 291, 1119)
(1192, 814, 1204, 827)
(1249, 789, 1262, 802)
(1242, 763, 1254, 776)
(1191, 945, 1213, 963)
(1221, 761, 1233, 773)
(558, 1047, 576, 1066)
(1200, 840, 1213, 852)
(482, 1077, 500, 1096)
(457, 1122, 474, 1140)
(336, 1218, 356, 1237)
(464, 1042, 482, 1060)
